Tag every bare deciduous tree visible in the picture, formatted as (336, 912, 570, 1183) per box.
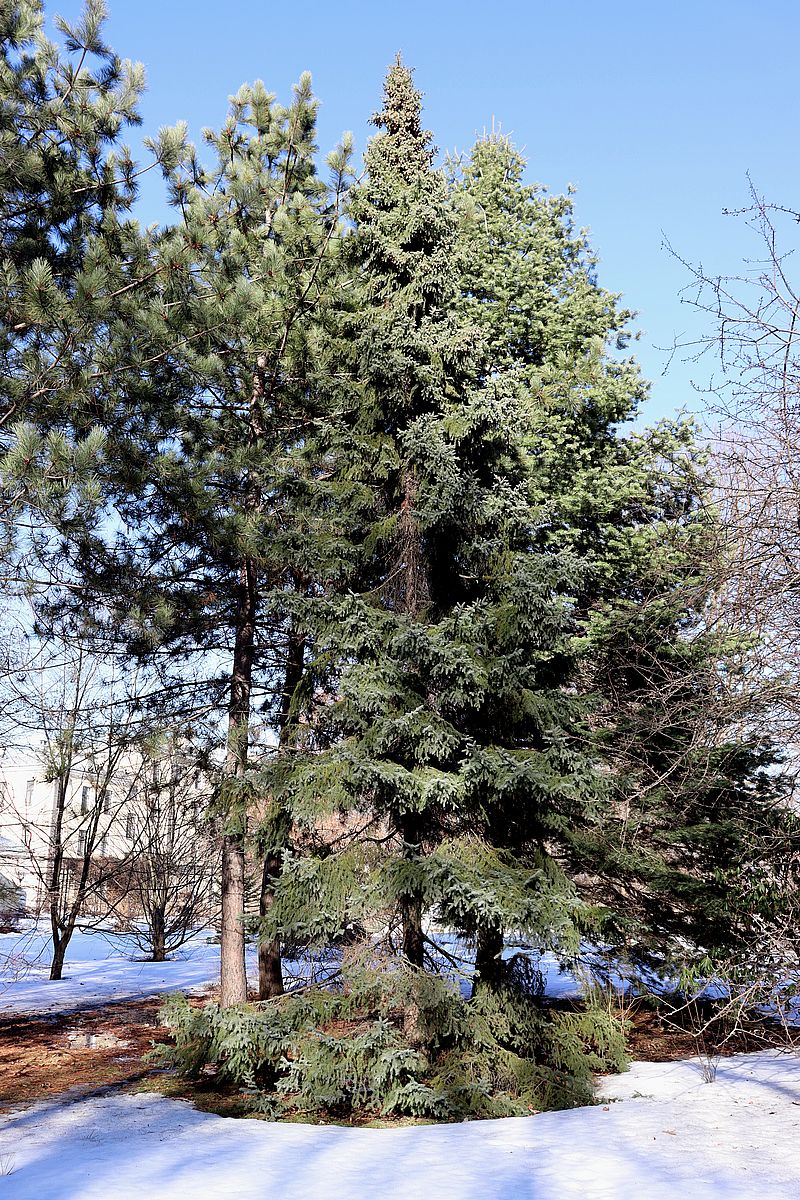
(675, 184, 800, 743)
(108, 744, 218, 961)
(0, 633, 158, 978)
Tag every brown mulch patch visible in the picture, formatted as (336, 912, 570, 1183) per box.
(0, 998, 174, 1107)
(623, 1000, 797, 1062)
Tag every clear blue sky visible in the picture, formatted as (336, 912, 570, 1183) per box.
(52, 0, 800, 425)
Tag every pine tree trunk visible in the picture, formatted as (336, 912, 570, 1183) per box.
(258, 622, 305, 1000)
(220, 354, 269, 1008)
(220, 830, 248, 1004)
(220, 558, 257, 1008)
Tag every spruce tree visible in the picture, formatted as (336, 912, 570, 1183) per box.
(451, 133, 646, 573)
(452, 133, 784, 977)
(252, 60, 621, 1110)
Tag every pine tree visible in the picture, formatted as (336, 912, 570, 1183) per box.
(0, 0, 146, 544)
(55, 75, 353, 1005)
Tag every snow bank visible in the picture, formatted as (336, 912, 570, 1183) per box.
(3, 928, 799, 1197)
(1, 1051, 799, 1199)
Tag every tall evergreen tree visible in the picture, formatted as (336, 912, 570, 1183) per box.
(452, 133, 646, 575)
(452, 133, 784, 974)
(0, 0, 146, 543)
(65, 76, 352, 1005)
(246, 61, 622, 1111)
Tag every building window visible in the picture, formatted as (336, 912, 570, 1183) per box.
(77, 831, 87, 856)
(125, 814, 136, 840)
(25, 779, 35, 805)
(80, 786, 90, 814)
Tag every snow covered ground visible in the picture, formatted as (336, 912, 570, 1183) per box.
(0, 924, 585, 1015)
(0, 926, 234, 1014)
(1, 1052, 798, 1199)
(3, 926, 799, 1198)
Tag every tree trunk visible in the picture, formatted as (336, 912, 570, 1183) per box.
(400, 896, 424, 969)
(472, 924, 504, 996)
(150, 906, 167, 962)
(219, 558, 257, 1007)
(258, 622, 305, 1000)
(220, 830, 248, 1004)
(49, 921, 70, 981)
(398, 810, 424, 970)
(395, 469, 428, 972)
(258, 850, 284, 999)
(46, 771, 70, 979)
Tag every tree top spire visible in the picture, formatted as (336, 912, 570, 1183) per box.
(371, 54, 424, 139)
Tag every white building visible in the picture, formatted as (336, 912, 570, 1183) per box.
(0, 748, 213, 920)
(0, 756, 112, 914)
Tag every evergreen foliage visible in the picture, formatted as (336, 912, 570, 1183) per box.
(0, 0, 146, 539)
(42, 69, 354, 1002)
(237, 60, 626, 1113)
(160, 953, 626, 1119)
(450, 133, 786, 975)
(577, 448, 787, 967)
(263, 61, 605, 984)
(3, 8, 791, 1121)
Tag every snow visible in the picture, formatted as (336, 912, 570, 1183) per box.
(0, 926, 230, 1014)
(2, 927, 800, 1197)
(1, 926, 586, 1016)
(0, 1051, 798, 1198)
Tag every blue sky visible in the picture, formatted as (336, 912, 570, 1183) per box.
(51, 0, 800, 424)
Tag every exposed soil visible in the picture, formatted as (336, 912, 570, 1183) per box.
(622, 1000, 797, 1063)
(0, 999, 173, 1107)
